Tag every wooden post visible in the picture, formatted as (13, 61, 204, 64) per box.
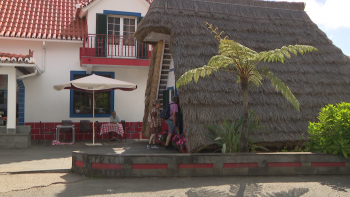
(142, 41, 164, 138)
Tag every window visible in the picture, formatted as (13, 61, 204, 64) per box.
(107, 17, 120, 45)
(70, 71, 114, 118)
(107, 16, 136, 46)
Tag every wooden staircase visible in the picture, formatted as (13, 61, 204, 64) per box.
(156, 42, 171, 109)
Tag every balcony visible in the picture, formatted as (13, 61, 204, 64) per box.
(80, 34, 151, 68)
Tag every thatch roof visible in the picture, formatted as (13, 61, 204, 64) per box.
(135, 0, 350, 152)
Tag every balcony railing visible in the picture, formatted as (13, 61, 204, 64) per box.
(82, 34, 151, 59)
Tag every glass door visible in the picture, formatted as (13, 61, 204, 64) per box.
(107, 16, 136, 58)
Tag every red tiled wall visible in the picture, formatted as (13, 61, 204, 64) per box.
(25, 121, 146, 141)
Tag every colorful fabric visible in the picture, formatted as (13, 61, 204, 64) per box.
(100, 123, 124, 137)
(150, 107, 162, 134)
(169, 101, 178, 120)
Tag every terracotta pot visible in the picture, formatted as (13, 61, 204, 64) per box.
(160, 141, 166, 146)
(179, 148, 188, 153)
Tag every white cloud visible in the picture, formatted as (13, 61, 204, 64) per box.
(271, 0, 350, 30)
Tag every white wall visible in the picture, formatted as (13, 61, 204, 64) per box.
(86, 0, 150, 34)
(93, 66, 148, 122)
(0, 39, 148, 123)
(167, 58, 175, 89)
(0, 1, 150, 124)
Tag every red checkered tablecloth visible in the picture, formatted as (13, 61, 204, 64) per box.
(100, 123, 124, 137)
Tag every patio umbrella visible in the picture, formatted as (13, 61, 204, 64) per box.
(53, 74, 137, 145)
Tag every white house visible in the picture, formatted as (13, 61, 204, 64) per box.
(0, 0, 153, 142)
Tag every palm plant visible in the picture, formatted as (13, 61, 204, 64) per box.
(176, 22, 318, 152)
(205, 117, 243, 153)
(205, 109, 268, 153)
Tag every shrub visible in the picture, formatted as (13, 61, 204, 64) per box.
(205, 109, 268, 153)
(306, 102, 350, 158)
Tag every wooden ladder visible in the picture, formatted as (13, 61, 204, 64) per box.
(156, 42, 172, 109)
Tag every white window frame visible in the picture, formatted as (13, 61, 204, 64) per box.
(107, 15, 137, 38)
(106, 15, 138, 58)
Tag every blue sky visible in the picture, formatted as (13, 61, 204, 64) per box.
(271, 0, 350, 56)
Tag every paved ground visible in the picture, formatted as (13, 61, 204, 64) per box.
(0, 173, 350, 196)
(0, 139, 178, 173)
(1, 140, 350, 196)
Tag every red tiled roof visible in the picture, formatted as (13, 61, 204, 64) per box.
(78, 0, 96, 8)
(0, 49, 35, 64)
(0, 0, 87, 40)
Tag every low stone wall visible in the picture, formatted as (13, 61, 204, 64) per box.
(72, 151, 350, 177)
(0, 126, 31, 148)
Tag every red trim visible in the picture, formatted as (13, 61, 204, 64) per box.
(178, 163, 213, 169)
(92, 163, 121, 169)
(268, 162, 301, 167)
(75, 160, 84, 167)
(224, 163, 258, 168)
(132, 164, 168, 169)
(312, 162, 345, 167)
(26, 121, 143, 140)
(81, 57, 150, 67)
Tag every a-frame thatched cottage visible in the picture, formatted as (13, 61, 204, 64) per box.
(135, 0, 350, 152)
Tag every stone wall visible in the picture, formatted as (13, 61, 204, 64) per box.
(0, 125, 31, 148)
(72, 151, 350, 177)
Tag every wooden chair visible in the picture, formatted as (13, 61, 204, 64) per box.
(38, 121, 55, 144)
(58, 120, 73, 141)
(124, 121, 140, 142)
(79, 120, 92, 140)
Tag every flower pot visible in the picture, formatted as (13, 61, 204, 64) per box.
(160, 141, 166, 146)
(179, 148, 188, 153)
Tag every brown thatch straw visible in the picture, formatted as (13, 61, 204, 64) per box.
(136, 0, 350, 152)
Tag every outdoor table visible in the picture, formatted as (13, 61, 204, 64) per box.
(56, 125, 75, 143)
(100, 123, 124, 137)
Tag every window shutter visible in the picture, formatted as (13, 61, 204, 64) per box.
(96, 14, 107, 34)
(96, 14, 107, 57)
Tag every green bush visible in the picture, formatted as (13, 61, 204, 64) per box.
(204, 109, 268, 153)
(306, 102, 350, 158)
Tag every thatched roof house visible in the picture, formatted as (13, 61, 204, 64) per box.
(135, 0, 350, 152)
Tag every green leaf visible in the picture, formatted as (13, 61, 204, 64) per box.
(265, 71, 300, 111)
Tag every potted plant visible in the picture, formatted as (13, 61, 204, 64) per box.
(172, 134, 188, 153)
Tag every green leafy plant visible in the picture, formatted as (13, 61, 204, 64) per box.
(281, 146, 289, 152)
(205, 116, 243, 153)
(291, 145, 305, 152)
(247, 109, 269, 152)
(205, 109, 268, 153)
(306, 102, 350, 158)
(89, 175, 100, 179)
(176, 22, 317, 152)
